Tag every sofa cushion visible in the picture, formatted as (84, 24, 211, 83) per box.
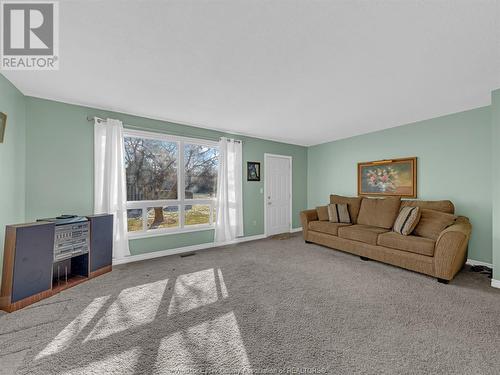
(357, 196, 401, 229)
(413, 209, 457, 240)
(377, 232, 436, 257)
(400, 199, 455, 214)
(393, 206, 421, 235)
(308, 221, 351, 236)
(316, 206, 329, 221)
(330, 195, 363, 224)
(338, 224, 389, 245)
(328, 203, 351, 223)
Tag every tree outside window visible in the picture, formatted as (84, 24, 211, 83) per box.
(124, 133, 218, 234)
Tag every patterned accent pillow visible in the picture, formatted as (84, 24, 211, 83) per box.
(393, 206, 421, 236)
(330, 195, 363, 224)
(316, 206, 329, 221)
(328, 203, 351, 224)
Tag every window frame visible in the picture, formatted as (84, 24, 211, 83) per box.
(124, 129, 219, 239)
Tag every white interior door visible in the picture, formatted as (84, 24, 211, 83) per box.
(265, 154, 291, 236)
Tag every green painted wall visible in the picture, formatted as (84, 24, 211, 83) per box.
(2, 73, 498, 271)
(0, 75, 26, 276)
(24, 97, 308, 255)
(492, 89, 500, 279)
(308, 107, 492, 263)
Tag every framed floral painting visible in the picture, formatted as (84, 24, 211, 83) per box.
(358, 157, 417, 198)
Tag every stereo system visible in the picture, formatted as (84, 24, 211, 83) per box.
(39, 215, 90, 262)
(1, 214, 113, 312)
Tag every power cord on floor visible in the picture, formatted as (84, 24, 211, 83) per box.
(469, 265, 492, 279)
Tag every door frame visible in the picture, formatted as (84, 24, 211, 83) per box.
(264, 153, 293, 237)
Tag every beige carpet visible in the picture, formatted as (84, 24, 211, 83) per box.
(1, 234, 499, 374)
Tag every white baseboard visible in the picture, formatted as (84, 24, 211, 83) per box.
(465, 259, 498, 289)
(113, 234, 266, 265)
(115, 227, 303, 266)
(491, 279, 500, 289)
(466, 259, 493, 268)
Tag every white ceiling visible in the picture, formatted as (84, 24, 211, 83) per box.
(3, 0, 500, 146)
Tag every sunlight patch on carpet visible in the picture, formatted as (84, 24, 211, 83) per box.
(217, 268, 229, 299)
(153, 311, 251, 373)
(36, 295, 110, 359)
(85, 279, 168, 341)
(168, 269, 218, 315)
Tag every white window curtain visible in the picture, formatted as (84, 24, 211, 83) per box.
(94, 118, 130, 259)
(215, 137, 243, 243)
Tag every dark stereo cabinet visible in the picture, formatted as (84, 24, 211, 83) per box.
(1, 214, 113, 312)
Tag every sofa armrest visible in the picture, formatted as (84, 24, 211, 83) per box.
(300, 209, 318, 241)
(433, 216, 472, 280)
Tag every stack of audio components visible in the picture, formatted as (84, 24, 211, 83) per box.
(1, 214, 113, 312)
(39, 215, 90, 262)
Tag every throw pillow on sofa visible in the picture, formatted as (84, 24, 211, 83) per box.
(393, 206, 421, 235)
(330, 195, 363, 224)
(357, 196, 401, 229)
(413, 209, 457, 240)
(316, 206, 329, 221)
(328, 203, 351, 223)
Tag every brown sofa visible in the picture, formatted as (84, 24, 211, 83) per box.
(300, 195, 472, 283)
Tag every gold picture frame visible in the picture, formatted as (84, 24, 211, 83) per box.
(0, 112, 6, 143)
(358, 157, 417, 198)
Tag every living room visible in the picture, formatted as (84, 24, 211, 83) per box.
(0, 1, 499, 374)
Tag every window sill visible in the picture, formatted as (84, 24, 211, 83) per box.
(128, 225, 215, 240)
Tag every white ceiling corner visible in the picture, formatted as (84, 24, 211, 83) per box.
(2, 0, 499, 146)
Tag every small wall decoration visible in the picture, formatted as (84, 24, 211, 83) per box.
(0, 112, 6, 143)
(358, 157, 417, 198)
(247, 161, 261, 181)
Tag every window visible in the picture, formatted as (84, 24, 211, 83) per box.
(124, 129, 219, 237)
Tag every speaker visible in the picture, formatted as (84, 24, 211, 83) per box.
(86, 214, 113, 277)
(1, 222, 55, 311)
